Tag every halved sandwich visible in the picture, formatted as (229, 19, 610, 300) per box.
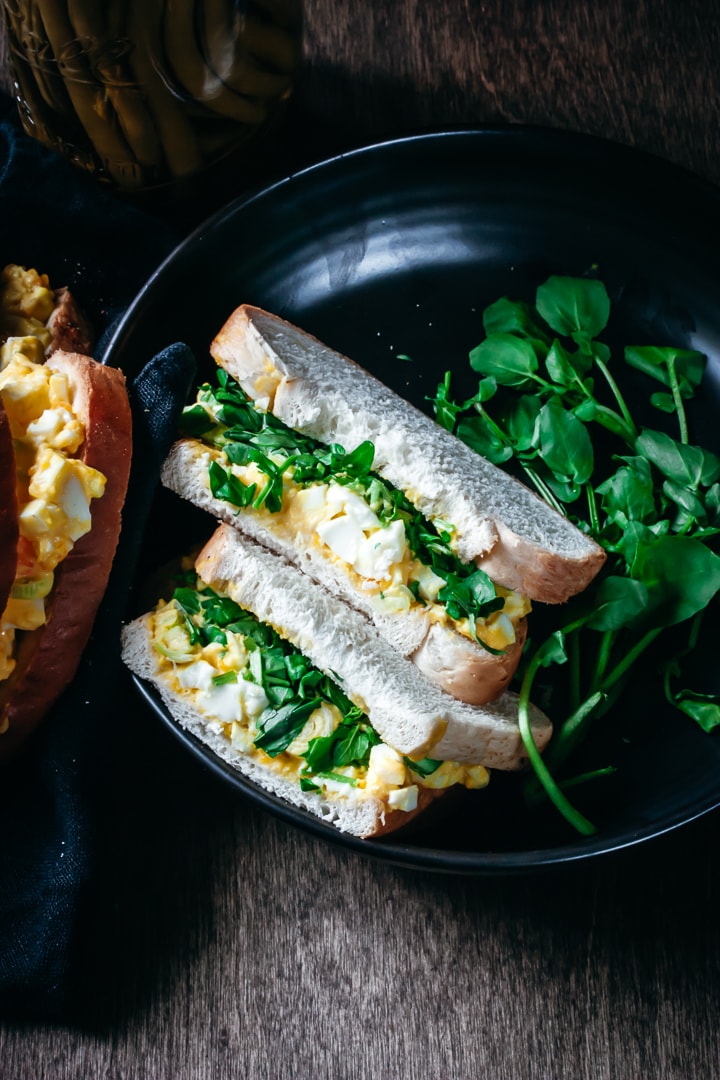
(0, 264, 132, 758)
(161, 305, 605, 706)
(121, 525, 553, 838)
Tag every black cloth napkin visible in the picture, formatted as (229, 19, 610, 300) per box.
(0, 97, 198, 1020)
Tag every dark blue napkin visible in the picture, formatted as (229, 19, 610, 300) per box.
(0, 98, 197, 1020)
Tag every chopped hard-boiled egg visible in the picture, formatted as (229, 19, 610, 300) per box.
(202, 441, 529, 648)
(0, 265, 54, 355)
(0, 267, 107, 683)
(149, 594, 492, 815)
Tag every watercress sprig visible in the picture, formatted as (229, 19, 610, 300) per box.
(432, 274, 720, 832)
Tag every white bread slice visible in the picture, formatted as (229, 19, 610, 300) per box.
(121, 615, 445, 839)
(191, 524, 551, 768)
(161, 438, 527, 705)
(211, 305, 606, 604)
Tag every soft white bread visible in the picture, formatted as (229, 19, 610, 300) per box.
(161, 439, 527, 705)
(192, 524, 552, 768)
(211, 305, 606, 604)
(121, 615, 445, 839)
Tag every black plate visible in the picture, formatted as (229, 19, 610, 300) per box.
(104, 127, 720, 873)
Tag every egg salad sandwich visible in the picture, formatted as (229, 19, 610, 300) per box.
(161, 304, 605, 707)
(121, 524, 552, 838)
(0, 264, 132, 759)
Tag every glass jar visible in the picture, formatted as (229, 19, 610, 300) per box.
(1, 0, 302, 201)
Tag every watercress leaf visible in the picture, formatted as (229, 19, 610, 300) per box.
(334, 440, 375, 476)
(314, 771, 358, 786)
(404, 756, 443, 777)
(649, 391, 677, 414)
(661, 479, 708, 525)
(535, 276, 611, 342)
(475, 376, 499, 403)
(636, 429, 720, 489)
(255, 699, 323, 756)
(542, 472, 584, 504)
(669, 689, 720, 733)
(438, 571, 505, 624)
(432, 372, 464, 431)
(501, 394, 542, 452)
(573, 399, 600, 422)
(303, 732, 336, 773)
(180, 403, 217, 436)
(456, 417, 514, 464)
(208, 460, 256, 508)
(589, 340, 611, 363)
(482, 296, 551, 342)
(673, 348, 706, 390)
(535, 630, 568, 668)
(538, 399, 594, 484)
(585, 576, 649, 630)
(613, 520, 658, 568)
(706, 483, 720, 524)
(625, 346, 706, 396)
(332, 724, 375, 767)
(469, 333, 540, 387)
(597, 458, 657, 527)
(299, 777, 322, 793)
(632, 535, 720, 628)
(545, 339, 590, 385)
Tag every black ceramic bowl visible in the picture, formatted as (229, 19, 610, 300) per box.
(105, 128, 720, 873)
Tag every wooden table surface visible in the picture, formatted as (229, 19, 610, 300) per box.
(3, 2, 720, 1078)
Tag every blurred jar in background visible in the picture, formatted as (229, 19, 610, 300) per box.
(0, 0, 301, 207)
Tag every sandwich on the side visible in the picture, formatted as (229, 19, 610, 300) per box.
(0, 264, 132, 759)
(121, 525, 553, 838)
(161, 305, 605, 706)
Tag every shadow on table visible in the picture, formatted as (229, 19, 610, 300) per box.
(62, 676, 720, 1035)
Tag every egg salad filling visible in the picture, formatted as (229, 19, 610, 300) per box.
(0, 265, 106, 681)
(151, 575, 490, 811)
(180, 371, 531, 652)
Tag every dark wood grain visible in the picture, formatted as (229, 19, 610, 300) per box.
(2, 1, 720, 1077)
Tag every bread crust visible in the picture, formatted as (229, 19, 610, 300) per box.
(411, 618, 527, 705)
(211, 304, 606, 604)
(46, 286, 94, 356)
(0, 352, 132, 759)
(0, 400, 18, 617)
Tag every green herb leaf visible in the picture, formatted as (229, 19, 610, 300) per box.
(632, 535, 720, 628)
(636, 429, 720, 491)
(212, 671, 238, 686)
(438, 569, 505, 626)
(482, 296, 551, 342)
(535, 276, 610, 344)
(456, 416, 513, 464)
(669, 689, 720, 733)
(537, 399, 594, 485)
(208, 460, 256, 508)
(625, 345, 705, 397)
(404, 756, 443, 777)
(255, 699, 323, 757)
(597, 457, 657, 529)
(180, 403, 217, 436)
(469, 333, 540, 387)
(300, 777, 322, 793)
(501, 394, 541, 452)
(534, 630, 568, 668)
(585, 576, 649, 631)
(314, 771, 358, 786)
